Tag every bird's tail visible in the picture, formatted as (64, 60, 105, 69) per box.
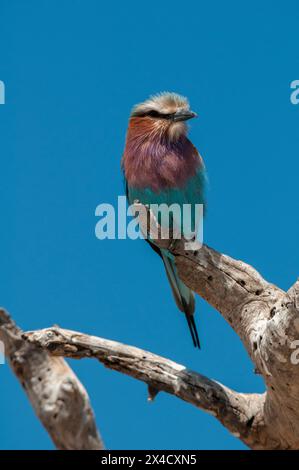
(162, 254, 200, 348)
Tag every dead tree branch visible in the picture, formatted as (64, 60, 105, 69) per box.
(0, 309, 104, 450)
(24, 325, 267, 449)
(2, 204, 299, 449)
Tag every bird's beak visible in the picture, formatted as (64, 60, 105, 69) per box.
(172, 109, 197, 122)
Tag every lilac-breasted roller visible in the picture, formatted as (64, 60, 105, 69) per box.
(121, 93, 206, 348)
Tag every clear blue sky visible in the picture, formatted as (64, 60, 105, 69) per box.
(0, 0, 298, 450)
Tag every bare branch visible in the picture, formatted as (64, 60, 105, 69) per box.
(133, 203, 299, 448)
(134, 202, 285, 355)
(2, 205, 299, 449)
(174, 246, 299, 449)
(0, 309, 104, 450)
(24, 325, 267, 449)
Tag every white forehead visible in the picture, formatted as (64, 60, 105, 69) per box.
(132, 92, 190, 115)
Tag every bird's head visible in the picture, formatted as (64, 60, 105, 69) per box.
(130, 92, 197, 141)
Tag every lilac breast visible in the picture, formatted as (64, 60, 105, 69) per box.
(122, 124, 202, 193)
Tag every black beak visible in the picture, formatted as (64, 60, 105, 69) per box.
(172, 109, 197, 122)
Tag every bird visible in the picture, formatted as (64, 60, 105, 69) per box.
(121, 92, 206, 348)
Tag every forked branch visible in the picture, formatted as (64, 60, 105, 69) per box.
(2, 204, 299, 449)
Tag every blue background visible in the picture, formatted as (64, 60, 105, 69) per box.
(0, 0, 298, 450)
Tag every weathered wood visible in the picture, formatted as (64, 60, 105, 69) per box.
(2, 204, 299, 449)
(24, 324, 267, 449)
(0, 309, 104, 450)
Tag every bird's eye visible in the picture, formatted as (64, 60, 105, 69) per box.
(146, 110, 175, 120)
(147, 110, 162, 118)
(133, 109, 174, 119)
